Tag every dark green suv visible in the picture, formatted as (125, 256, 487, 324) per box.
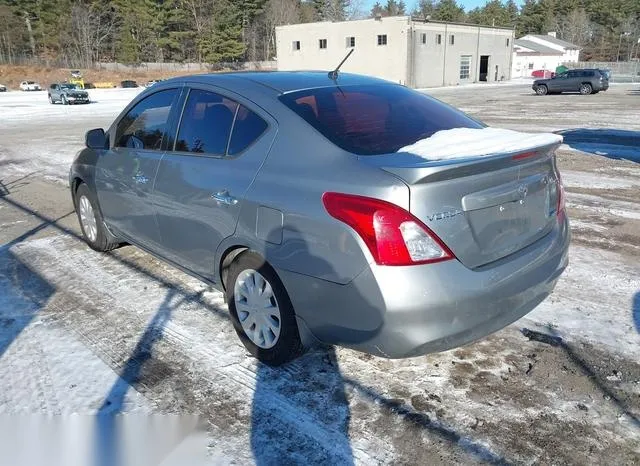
(533, 69, 609, 96)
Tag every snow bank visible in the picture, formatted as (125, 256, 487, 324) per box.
(397, 127, 563, 161)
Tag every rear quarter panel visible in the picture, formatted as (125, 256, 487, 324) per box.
(220, 105, 410, 285)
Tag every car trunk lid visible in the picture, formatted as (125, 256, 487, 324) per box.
(360, 143, 562, 269)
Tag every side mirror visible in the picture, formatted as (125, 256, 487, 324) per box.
(85, 128, 107, 149)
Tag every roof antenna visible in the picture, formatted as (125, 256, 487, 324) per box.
(328, 48, 354, 80)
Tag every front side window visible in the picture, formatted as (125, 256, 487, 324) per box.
(175, 89, 237, 155)
(377, 34, 387, 46)
(280, 84, 483, 156)
(115, 89, 177, 150)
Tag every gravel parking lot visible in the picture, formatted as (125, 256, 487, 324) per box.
(1, 83, 639, 464)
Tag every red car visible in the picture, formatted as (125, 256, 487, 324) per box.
(531, 69, 555, 79)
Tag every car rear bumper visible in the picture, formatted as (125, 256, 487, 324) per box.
(280, 213, 570, 358)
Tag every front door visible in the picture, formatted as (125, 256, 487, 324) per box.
(95, 88, 180, 250)
(152, 86, 275, 280)
(548, 72, 568, 91)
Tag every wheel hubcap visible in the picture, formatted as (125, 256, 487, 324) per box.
(78, 195, 98, 242)
(234, 269, 281, 349)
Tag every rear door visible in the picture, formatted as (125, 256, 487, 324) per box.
(152, 85, 275, 280)
(95, 88, 181, 250)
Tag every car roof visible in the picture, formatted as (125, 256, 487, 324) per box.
(168, 71, 394, 94)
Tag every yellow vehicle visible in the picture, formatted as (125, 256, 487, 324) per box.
(69, 70, 84, 89)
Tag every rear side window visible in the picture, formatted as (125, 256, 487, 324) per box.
(115, 89, 177, 150)
(175, 89, 238, 155)
(279, 85, 483, 155)
(228, 105, 268, 155)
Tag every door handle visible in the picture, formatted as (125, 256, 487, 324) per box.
(211, 190, 238, 206)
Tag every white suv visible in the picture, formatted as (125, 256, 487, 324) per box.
(20, 81, 42, 91)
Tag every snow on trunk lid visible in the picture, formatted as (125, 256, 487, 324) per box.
(396, 127, 563, 162)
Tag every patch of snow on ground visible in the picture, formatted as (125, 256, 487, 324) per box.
(398, 127, 562, 161)
(0, 88, 142, 181)
(524, 245, 640, 358)
(561, 170, 639, 189)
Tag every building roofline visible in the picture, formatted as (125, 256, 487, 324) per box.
(274, 15, 515, 32)
(410, 16, 515, 31)
(525, 34, 581, 50)
(514, 39, 564, 55)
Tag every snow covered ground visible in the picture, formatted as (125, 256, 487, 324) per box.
(0, 88, 142, 182)
(1, 84, 639, 464)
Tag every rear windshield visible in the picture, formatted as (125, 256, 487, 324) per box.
(279, 84, 483, 155)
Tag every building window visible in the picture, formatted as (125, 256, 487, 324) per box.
(436, 34, 442, 45)
(506, 38, 510, 47)
(528, 62, 534, 70)
(460, 55, 471, 80)
(421, 33, 426, 44)
(346, 36, 355, 48)
(319, 39, 327, 49)
(377, 34, 387, 46)
(292, 41, 300, 51)
(450, 35, 455, 45)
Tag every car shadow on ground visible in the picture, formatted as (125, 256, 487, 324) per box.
(633, 292, 640, 335)
(0, 248, 55, 358)
(555, 128, 640, 163)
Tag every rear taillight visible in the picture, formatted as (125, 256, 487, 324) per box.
(322, 192, 455, 266)
(556, 171, 566, 216)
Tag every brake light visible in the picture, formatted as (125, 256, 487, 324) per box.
(322, 192, 455, 266)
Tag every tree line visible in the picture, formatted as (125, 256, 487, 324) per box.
(0, 0, 638, 67)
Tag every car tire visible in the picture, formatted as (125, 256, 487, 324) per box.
(227, 251, 305, 366)
(535, 85, 548, 95)
(74, 183, 120, 252)
(580, 83, 593, 95)
(48, 94, 54, 104)
(61, 95, 68, 105)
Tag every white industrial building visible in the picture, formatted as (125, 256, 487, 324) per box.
(275, 16, 515, 88)
(511, 33, 580, 77)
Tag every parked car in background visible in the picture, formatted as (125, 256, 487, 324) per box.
(120, 80, 139, 88)
(531, 69, 554, 79)
(144, 79, 163, 88)
(69, 72, 569, 365)
(20, 81, 42, 91)
(48, 83, 90, 105)
(533, 69, 609, 95)
(0, 84, 7, 92)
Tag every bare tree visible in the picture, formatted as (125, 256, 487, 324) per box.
(555, 9, 592, 47)
(264, 0, 299, 60)
(70, 2, 115, 67)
